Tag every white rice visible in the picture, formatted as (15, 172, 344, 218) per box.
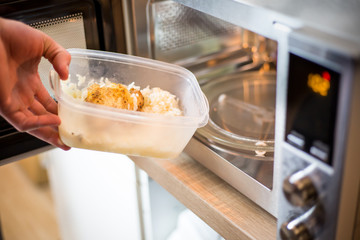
(141, 86, 182, 116)
(61, 75, 182, 116)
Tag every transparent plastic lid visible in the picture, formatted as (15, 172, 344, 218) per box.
(197, 71, 276, 154)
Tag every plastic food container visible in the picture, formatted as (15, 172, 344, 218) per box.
(50, 48, 209, 158)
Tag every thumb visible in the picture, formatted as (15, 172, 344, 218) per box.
(42, 33, 71, 80)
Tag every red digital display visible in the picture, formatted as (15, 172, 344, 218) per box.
(322, 71, 331, 81)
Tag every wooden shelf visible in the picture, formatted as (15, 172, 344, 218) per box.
(132, 153, 277, 240)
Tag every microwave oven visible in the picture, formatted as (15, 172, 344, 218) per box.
(123, 0, 359, 239)
(0, 0, 359, 239)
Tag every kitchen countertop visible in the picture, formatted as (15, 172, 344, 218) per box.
(132, 153, 277, 240)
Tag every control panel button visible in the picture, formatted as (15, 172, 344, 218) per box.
(309, 140, 329, 163)
(287, 131, 305, 149)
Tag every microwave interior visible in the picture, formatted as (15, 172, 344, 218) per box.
(144, 0, 278, 190)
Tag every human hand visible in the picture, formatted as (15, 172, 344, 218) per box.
(0, 18, 71, 150)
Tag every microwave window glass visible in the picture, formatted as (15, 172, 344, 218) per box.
(32, 13, 87, 98)
(285, 53, 340, 165)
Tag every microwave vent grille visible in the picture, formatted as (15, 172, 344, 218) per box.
(29, 13, 83, 30)
(151, 1, 242, 59)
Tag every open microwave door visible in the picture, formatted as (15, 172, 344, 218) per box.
(0, 0, 116, 164)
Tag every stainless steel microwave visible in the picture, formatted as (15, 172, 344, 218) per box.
(1, 0, 359, 239)
(123, 0, 360, 239)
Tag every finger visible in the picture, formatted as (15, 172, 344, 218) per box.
(9, 110, 60, 132)
(28, 126, 71, 151)
(34, 82, 58, 114)
(24, 114, 61, 132)
(41, 33, 71, 80)
(28, 98, 53, 116)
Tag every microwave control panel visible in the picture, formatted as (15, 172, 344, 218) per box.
(277, 45, 351, 240)
(285, 53, 340, 166)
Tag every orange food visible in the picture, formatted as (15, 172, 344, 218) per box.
(85, 83, 144, 111)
